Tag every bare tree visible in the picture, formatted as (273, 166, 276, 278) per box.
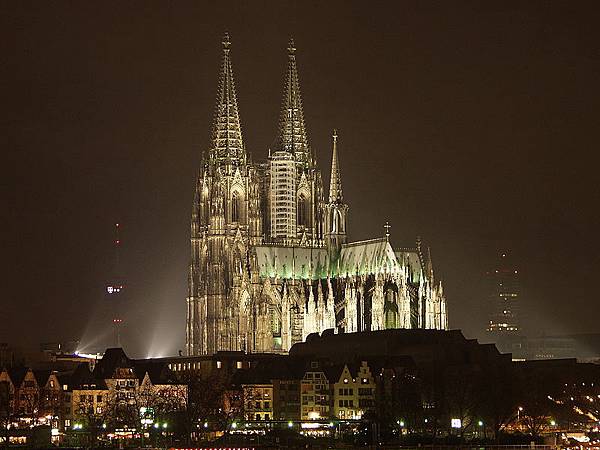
(479, 363, 520, 441)
(176, 371, 241, 444)
(441, 365, 484, 440)
(0, 381, 14, 448)
(519, 373, 553, 438)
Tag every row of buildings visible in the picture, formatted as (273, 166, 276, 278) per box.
(3, 329, 600, 445)
(0, 348, 186, 444)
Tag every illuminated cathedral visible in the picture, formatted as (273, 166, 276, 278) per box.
(186, 34, 447, 356)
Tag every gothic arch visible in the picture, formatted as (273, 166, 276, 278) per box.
(231, 190, 242, 222)
(298, 194, 307, 227)
(384, 280, 399, 329)
(297, 186, 310, 228)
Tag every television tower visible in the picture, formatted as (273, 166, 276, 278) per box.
(106, 222, 126, 347)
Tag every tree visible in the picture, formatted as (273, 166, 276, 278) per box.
(177, 371, 241, 444)
(441, 365, 484, 440)
(519, 373, 553, 438)
(478, 363, 520, 441)
(0, 381, 14, 448)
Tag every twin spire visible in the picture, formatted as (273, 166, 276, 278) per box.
(208, 34, 341, 204)
(276, 38, 310, 166)
(210, 32, 245, 165)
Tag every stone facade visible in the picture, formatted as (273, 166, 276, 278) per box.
(186, 34, 447, 356)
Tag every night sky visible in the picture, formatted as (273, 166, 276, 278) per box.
(4, 1, 600, 357)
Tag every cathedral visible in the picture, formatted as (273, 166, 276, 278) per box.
(186, 34, 447, 356)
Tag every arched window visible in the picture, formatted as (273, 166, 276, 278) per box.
(298, 195, 307, 226)
(231, 191, 240, 222)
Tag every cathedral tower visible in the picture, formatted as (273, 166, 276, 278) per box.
(269, 39, 324, 246)
(187, 33, 261, 355)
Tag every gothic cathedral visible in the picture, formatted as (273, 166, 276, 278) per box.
(186, 35, 447, 356)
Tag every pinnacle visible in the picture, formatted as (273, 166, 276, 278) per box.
(328, 129, 343, 203)
(222, 31, 231, 50)
(288, 37, 296, 56)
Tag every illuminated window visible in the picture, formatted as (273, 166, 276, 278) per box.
(236, 361, 243, 369)
(216, 361, 222, 369)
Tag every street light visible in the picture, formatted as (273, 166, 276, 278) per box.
(517, 406, 523, 422)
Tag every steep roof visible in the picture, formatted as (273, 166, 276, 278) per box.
(133, 360, 177, 385)
(92, 348, 133, 380)
(33, 370, 51, 387)
(71, 362, 107, 389)
(7, 367, 28, 387)
(339, 238, 401, 277)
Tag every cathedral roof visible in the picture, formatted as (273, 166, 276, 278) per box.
(395, 250, 423, 283)
(338, 238, 401, 277)
(255, 245, 328, 280)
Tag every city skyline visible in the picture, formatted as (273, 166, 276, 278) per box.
(4, 1, 600, 357)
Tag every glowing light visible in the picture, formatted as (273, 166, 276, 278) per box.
(478, 421, 484, 427)
(550, 420, 556, 426)
(288, 421, 293, 428)
(451, 418, 462, 429)
(231, 422, 237, 429)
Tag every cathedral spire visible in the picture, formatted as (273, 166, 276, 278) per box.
(328, 129, 343, 203)
(210, 32, 245, 165)
(276, 38, 310, 165)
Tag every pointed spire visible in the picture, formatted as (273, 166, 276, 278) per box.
(210, 32, 245, 165)
(276, 38, 310, 165)
(328, 129, 344, 203)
